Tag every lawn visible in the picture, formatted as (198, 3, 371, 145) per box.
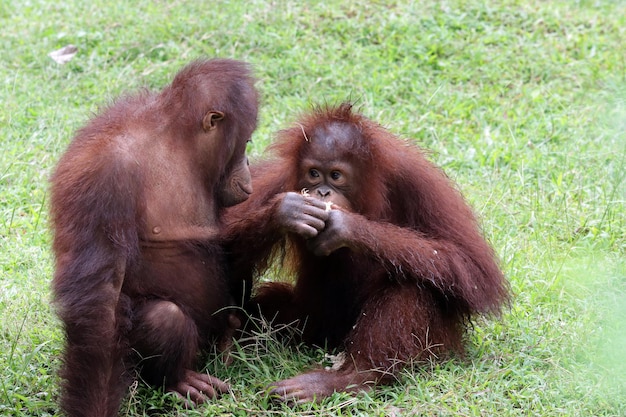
(1, 0, 625, 416)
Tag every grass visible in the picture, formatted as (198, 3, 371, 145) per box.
(1, 0, 625, 415)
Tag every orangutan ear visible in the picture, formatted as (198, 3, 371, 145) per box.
(202, 111, 225, 131)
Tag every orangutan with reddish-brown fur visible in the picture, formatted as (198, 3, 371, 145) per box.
(224, 103, 508, 403)
(50, 59, 258, 416)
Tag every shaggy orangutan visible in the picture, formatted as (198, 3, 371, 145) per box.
(224, 103, 508, 403)
(50, 59, 258, 417)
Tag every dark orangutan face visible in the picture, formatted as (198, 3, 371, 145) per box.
(201, 110, 253, 207)
(299, 122, 359, 211)
(220, 152, 252, 207)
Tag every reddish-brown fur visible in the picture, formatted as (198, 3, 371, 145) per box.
(50, 59, 258, 416)
(225, 103, 508, 402)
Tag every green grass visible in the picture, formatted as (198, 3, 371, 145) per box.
(1, 0, 625, 415)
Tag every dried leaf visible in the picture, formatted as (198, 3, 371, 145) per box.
(48, 45, 78, 64)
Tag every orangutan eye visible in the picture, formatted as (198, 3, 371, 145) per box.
(330, 171, 342, 181)
(309, 169, 320, 178)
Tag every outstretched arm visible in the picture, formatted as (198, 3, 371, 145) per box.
(223, 191, 329, 301)
(224, 191, 329, 246)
